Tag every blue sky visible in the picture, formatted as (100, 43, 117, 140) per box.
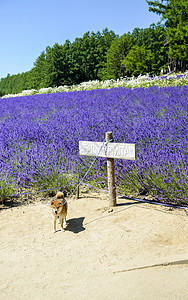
(0, 0, 161, 79)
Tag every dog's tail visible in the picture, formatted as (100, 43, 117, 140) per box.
(55, 191, 64, 200)
(55, 191, 67, 210)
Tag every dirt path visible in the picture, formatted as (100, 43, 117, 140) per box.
(0, 190, 188, 300)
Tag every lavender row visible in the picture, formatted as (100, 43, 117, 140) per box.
(0, 86, 187, 205)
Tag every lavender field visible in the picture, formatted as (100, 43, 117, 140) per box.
(0, 86, 188, 205)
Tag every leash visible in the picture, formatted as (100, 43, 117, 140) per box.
(60, 137, 113, 206)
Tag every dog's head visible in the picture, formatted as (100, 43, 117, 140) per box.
(50, 200, 63, 215)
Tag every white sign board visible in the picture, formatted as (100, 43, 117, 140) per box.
(79, 141, 136, 160)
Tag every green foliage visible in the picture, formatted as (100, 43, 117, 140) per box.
(105, 24, 167, 79)
(132, 24, 168, 74)
(0, 71, 35, 95)
(123, 45, 155, 76)
(68, 29, 116, 83)
(105, 34, 134, 79)
(0, 179, 16, 203)
(147, 0, 188, 60)
(31, 170, 75, 197)
(32, 51, 46, 89)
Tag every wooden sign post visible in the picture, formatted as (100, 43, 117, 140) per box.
(106, 131, 116, 207)
(79, 132, 136, 207)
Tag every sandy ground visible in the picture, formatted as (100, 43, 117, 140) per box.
(0, 188, 188, 300)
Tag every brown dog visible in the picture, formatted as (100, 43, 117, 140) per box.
(50, 191, 68, 233)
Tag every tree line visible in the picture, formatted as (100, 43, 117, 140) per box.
(0, 25, 167, 96)
(0, 0, 187, 96)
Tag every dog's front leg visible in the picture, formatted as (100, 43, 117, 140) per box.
(59, 216, 65, 232)
(53, 217, 57, 233)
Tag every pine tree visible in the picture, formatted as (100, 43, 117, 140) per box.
(105, 34, 134, 79)
(147, 0, 188, 61)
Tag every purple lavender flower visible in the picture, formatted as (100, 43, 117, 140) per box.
(0, 86, 187, 204)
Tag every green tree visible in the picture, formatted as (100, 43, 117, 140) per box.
(105, 33, 134, 79)
(132, 24, 168, 74)
(123, 45, 155, 76)
(69, 29, 116, 83)
(69, 37, 85, 84)
(147, 0, 188, 61)
(32, 51, 46, 89)
(60, 40, 72, 85)
(96, 28, 117, 79)
(44, 44, 66, 87)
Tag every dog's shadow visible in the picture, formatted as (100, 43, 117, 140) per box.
(66, 217, 85, 234)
